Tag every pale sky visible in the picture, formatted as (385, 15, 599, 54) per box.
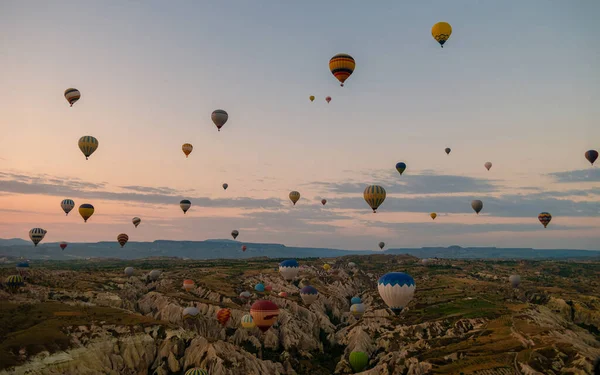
(0, 1, 599, 250)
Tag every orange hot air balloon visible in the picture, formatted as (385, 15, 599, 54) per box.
(117, 233, 129, 248)
(217, 308, 231, 326)
(183, 279, 195, 292)
(250, 300, 280, 332)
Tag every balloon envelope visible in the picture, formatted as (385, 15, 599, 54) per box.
(182, 143, 193, 158)
(378, 272, 416, 314)
(132, 217, 141, 228)
(61, 199, 75, 215)
(117, 233, 129, 248)
(349, 351, 369, 373)
(471, 200, 483, 214)
(231, 230, 239, 239)
(78, 204, 95, 222)
(445, 147, 451, 155)
(289, 191, 300, 205)
(217, 308, 231, 326)
(396, 162, 406, 175)
(279, 259, 300, 280)
(321, 199, 327, 205)
(64, 88, 81, 106)
(78, 136, 98, 160)
(241, 314, 255, 329)
(351, 296, 362, 305)
(300, 285, 319, 305)
(585, 150, 598, 165)
(180, 200, 191, 214)
(329, 53, 355, 87)
(211, 109, 228, 131)
(430, 213, 437, 220)
(484, 162, 492, 171)
(222, 183, 228, 190)
(29, 228, 46, 247)
(378, 242, 385, 250)
(538, 212, 552, 228)
(250, 300, 280, 332)
(364, 185, 386, 213)
(509, 275, 521, 288)
(431, 22, 452, 47)
(124, 267, 134, 277)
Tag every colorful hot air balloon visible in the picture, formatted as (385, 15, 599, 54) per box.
(364, 185, 386, 213)
(60, 199, 75, 215)
(183, 279, 195, 292)
(59, 242, 67, 250)
(321, 199, 327, 205)
(231, 230, 239, 240)
(484, 162, 492, 171)
(279, 259, 299, 280)
(250, 300, 280, 332)
(182, 143, 193, 158)
(78, 136, 98, 160)
(255, 283, 265, 292)
(184, 368, 208, 375)
(350, 303, 366, 317)
(329, 53, 355, 87)
(29, 228, 46, 247)
(124, 267, 134, 277)
(430, 213, 437, 220)
(378, 272, 416, 314)
(509, 275, 521, 288)
(300, 285, 319, 305)
(241, 314, 255, 329)
(180, 200, 191, 214)
(211, 109, 228, 131)
(538, 212, 552, 228)
(309, 95, 315, 102)
(183, 307, 200, 322)
(222, 183, 228, 190)
(64, 88, 81, 107)
(289, 191, 300, 205)
(239, 291, 251, 300)
(278, 291, 288, 297)
(132, 217, 141, 228)
(264, 285, 273, 295)
(396, 162, 407, 175)
(378, 242, 385, 250)
(351, 296, 362, 305)
(117, 233, 129, 248)
(585, 150, 599, 166)
(5, 275, 24, 291)
(217, 308, 231, 326)
(242, 245, 247, 252)
(471, 200, 483, 215)
(323, 263, 331, 271)
(431, 22, 452, 48)
(349, 351, 369, 373)
(79, 204, 94, 222)
(445, 147, 451, 155)
(325, 96, 331, 103)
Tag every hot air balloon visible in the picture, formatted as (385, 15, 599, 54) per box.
(61, 199, 75, 215)
(264, 285, 272, 295)
(132, 217, 141, 228)
(309, 95, 315, 102)
(16, 262, 29, 277)
(124, 267, 134, 277)
(484, 162, 492, 171)
(538, 212, 552, 228)
(279, 259, 300, 280)
(431, 22, 452, 48)
(5, 275, 24, 291)
(182, 143, 193, 158)
(231, 230, 239, 240)
(239, 291, 251, 300)
(149, 270, 161, 281)
(78, 203, 94, 222)
(216, 308, 232, 325)
(445, 147, 451, 155)
(180, 200, 191, 214)
(326, 96, 331, 103)
(59, 242, 67, 250)
(300, 285, 319, 305)
(78, 136, 98, 160)
(509, 275, 521, 288)
(64, 88, 81, 107)
(184, 368, 208, 375)
(255, 283, 265, 292)
(430, 213, 437, 220)
(211, 109, 228, 131)
(278, 291, 288, 297)
(241, 245, 247, 252)
(183, 307, 200, 322)
(329, 53, 355, 87)
(183, 279, 195, 292)
(222, 183, 228, 190)
(349, 351, 369, 373)
(117, 233, 129, 248)
(323, 263, 331, 271)
(396, 162, 407, 175)
(378, 242, 385, 250)
(250, 300, 280, 332)
(289, 191, 300, 205)
(350, 303, 366, 318)
(364, 185, 386, 213)
(585, 150, 599, 166)
(471, 200, 483, 215)
(29, 228, 46, 247)
(321, 199, 327, 205)
(351, 296, 362, 305)
(378, 272, 416, 314)
(241, 314, 255, 329)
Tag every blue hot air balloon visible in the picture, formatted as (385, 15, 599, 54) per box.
(377, 272, 416, 314)
(395, 162, 407, 175)
(279, 259, 300, 280)
(351, 296, 362, 305)
(300, 285, 319, 305)
(255, 283, 265, 292)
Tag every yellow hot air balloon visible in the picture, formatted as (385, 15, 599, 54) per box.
(182, 143, 193, 158)
(363, 185, 386, 213)
(309, 95, 315, 102)
(289, 191, 300, 206)
(78, 204, 94, 223)
(323, 263, 331, 271)
(432, 22, 452, 48)
(430, 213, 437, 220)
(78, 136, 98, 160)
(329, 53, 355, 87)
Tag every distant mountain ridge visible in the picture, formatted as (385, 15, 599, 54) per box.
(0, 238, 598, 261)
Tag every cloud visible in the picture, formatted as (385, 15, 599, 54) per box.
(371, 221, 596, 235)
(119, 185, 179, 195)
(549, 169, 600, 183)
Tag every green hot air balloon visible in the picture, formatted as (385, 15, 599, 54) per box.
(349, 351, 369, 373)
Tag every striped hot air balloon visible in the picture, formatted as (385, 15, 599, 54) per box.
(378, 272, 416, 314)
(217, 308, 231, 327)
(61, 199, 75, 215)
(78, 204, 95, 222)
(289, 191, 300, 205)
(329, 53, 355, 87)
(250, 300, 280, 332)
(180, 200, 191, 214)
(211, 109, 228, 131)
(364, 185, 386, 213)
(300, 285, 319, 305)
(29, 228, 46, 247)
(183, 307, 200, 322)
(117, 233, 129, 248)
(5, 275, 24, 291)
(132, 217, 141, 228)
(279, 259, 299, 280)
(182, 143, 193, 158)
(183, 279, 195, 292)
(538, 212, 552, 228)
(64, 88, 81, 106)
(184, 368, 208, 375)
(78, 136, 98, 160)
(241, 314, 255, 329)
